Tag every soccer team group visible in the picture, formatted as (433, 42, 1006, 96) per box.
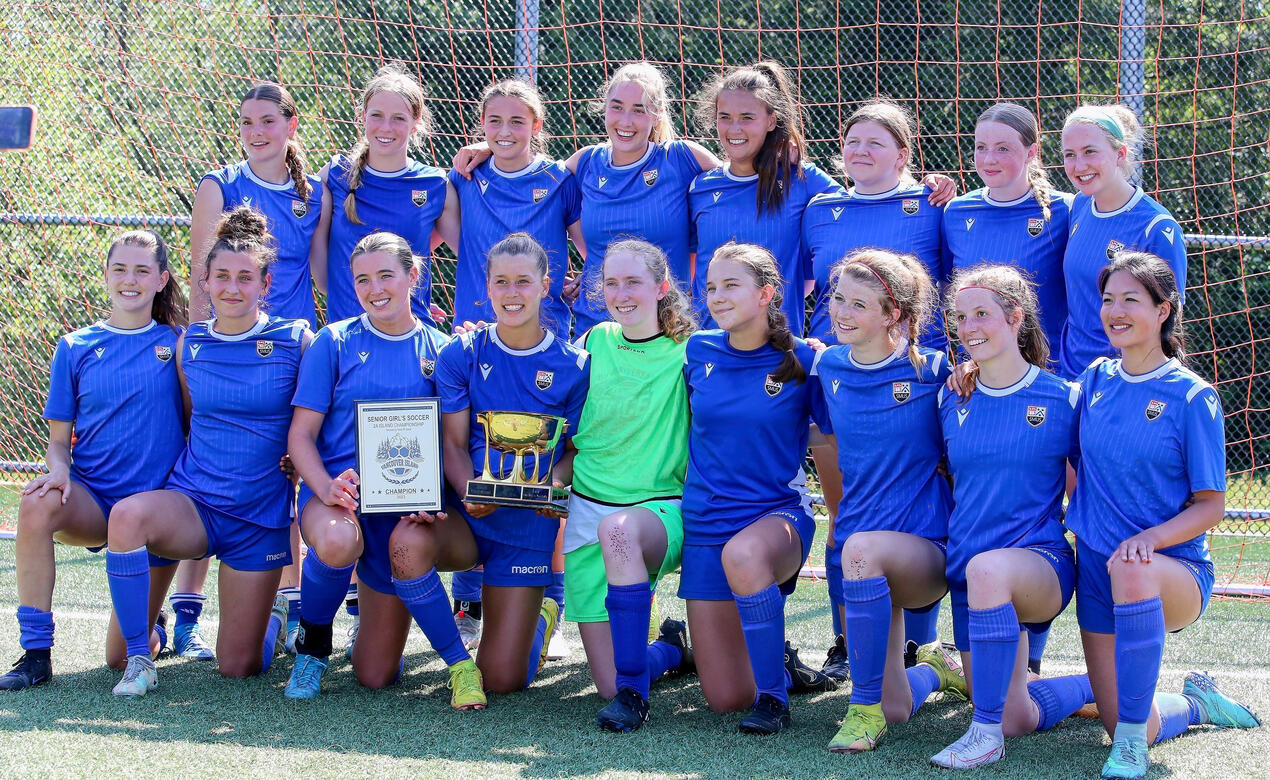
(7, 58, 1263, 777)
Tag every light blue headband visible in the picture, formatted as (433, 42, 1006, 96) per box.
(1073, 107, 1125, 141)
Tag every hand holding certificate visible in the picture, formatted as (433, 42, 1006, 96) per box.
(355, 398, 444, 515)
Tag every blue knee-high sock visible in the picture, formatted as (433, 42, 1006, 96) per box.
(1114, 597, 1166, 725)
(106, 548, 152, 658)
(526, 609, 549, 688)
(547, 571, 565, 615)
(907, 664, 941, 719)
(344, 583, 359, 616)
(450, 569, 483, 604)
(1029, 674, 1094, 730)
(646, 640, 679, 685)
(300, 552, 355, 626)
(605, 582, 654, 697)
(1026, 624, 1050, 669)
(843, 576, 891, 705)
(260, 607, 283, 673)
(16, 606, 54, 651)
(169, 591, 204, 629)
(968, 602, 1021, 725)
(394, 570, 469, 666)
(1154, 692, 1204, 743)
(826, 553, 844, 638)
(735, 584, 788, 705)
(904, 605, 939, 646)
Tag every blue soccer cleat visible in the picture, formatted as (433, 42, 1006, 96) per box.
(1183, 670, 1262, 729)
(1101, 737, 1149, 779)
(284, 653, 328, 699)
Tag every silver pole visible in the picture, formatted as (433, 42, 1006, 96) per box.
(514, 0, 540, 83)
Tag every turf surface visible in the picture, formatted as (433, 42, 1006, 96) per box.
(0, 543, 1266, 778)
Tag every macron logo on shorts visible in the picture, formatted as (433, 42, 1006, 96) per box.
(510, 565, 549, 575)
(266, 551, 287, 562)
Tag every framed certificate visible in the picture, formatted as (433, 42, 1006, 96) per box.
(355, 398, 444, 514)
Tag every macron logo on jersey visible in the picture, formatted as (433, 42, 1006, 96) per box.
(598, 176, 608, 189)
(704, 362, 715, 378)
(964, 218, 975, 231)
(478, 179, 489, 195)
(189, 344, 201, 360)
(1206, 394, 1220, 420)
(831, 379, 841, 395)
(712, 192, 721, 203)
(242, 196, 253, 209)
(358, 350, 369, 364)
(956, 408, 969, 427)
(831, 207, 844, 221)
(94, 347, 105, 358)
(480, 363, 493, 381)
(1162, 226, 1176, 245)
(1090, 391, 1104, 407)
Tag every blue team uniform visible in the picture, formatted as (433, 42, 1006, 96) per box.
(938, 364, 1081, 649)
(435, 326, 589, 582)
(43, 321, 185, 521)
(292, 314, 449, 593)
(447, 156, 582, 332)
(573, 140, 703, 333)
(942, 188, 1071, 363)
(166, 314, 306, 569)
(1060, 188, 1187, 378)
(802, 184, 948, 349)
(201, 161, 324, 326)
(679, 331, 827, 600)
(1066, 357, 1223, 632)
(325, 154, 448, 324)
(688, 162, 840, 330)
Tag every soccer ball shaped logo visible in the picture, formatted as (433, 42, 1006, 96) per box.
(377, 434, 422, 484)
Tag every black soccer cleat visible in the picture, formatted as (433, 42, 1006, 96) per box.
(0, 650, 51, 691)
(739, 693, 792, 735)
(597, 686, 651, 732)
(903, 639, 918, 669)
(786, 640, 838, 693)
(821, 634, 849, 682)
(656, 618, 695, 676)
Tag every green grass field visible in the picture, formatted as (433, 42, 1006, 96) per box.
(0, 544, 1266, 778)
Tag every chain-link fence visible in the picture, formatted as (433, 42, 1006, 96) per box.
(2, 1, 1267, 590)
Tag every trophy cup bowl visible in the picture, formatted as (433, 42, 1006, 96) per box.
(465, 411, 569, 512)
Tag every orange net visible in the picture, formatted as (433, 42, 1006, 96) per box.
(2, 1, 1267, 595)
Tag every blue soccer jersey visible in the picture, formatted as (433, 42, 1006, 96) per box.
(448, 156, 582, 332)
(1066, 357, 1224, 564)
(202, 161, 324, 326)
(326, 154, 448, 323)
(292, 314, 450, 478)
(810, 341, 952, 545)
(167, 314, 306, 528)
(938, 364, 1080, 587)
(43, 321, 185, 506)
(942, 188, 1071, 363)
(1060, 189, 1187, 377)
(573, 140, 703, 333)
(435, 325, 590, 551)
(688, 162, 841, 331)
(681, 331, 827, 544)
(802, 184, 948, 349)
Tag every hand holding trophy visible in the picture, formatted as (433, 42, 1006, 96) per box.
(464, 410, 570, 513)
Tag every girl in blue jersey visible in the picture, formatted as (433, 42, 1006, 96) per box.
(1066, 252, 1259, 780)
(389, 232, 589, 698)
(811, 249, 960, 755)
(801, 99, 952, 666)
(0, 231, 186, 692)
(314, 64, 460, 325)
(104, 208, 310, 697)
(930, 264, 1096, 769)
(183, 81, 325, 660)
(455, 61, 719, 334)
(282, 231, 454, 701)
(680, 241, 826, 735)
(1058, 105, 1186, 379)
(569, 240, 697, 732)
(687, 61, 840, 330)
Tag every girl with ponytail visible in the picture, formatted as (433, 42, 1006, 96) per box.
(0, 231, 186, 692)
(1066, 251, 1258, 780)
(678, 241, 829, 735)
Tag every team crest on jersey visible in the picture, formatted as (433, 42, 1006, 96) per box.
(831, 207, 844, 221)
(535, 370, 554, 390)
(256, 340, 274, 358)
(421, 357, 435, 376)
(154, 345, 172, 362)
(411, 189, 428, 206)
(831, 379, 841, 395)
(704, 362, 715, 378)
(712, 192, 721, 203)
(598, 176, 609, 189)
(358, 350, 370, 364)
(1026, 405, 1047, 427)
(478, 179, 489, 195)
(964, 218, 975, 231)
(94, 347, 105, 359)
(642, 169, 659, 187)
(291, 199, 309, 219)
(902, 199, 919, 215)
(1145, 399, 1166, 421)
(376, 434, 422, 484)
(532, 187, 548, 203)
(764, 374, 783, 397)
(1027, 217, 1044, 237)
(892, 381, 911, 403)
(1106, 239, 1125, 260)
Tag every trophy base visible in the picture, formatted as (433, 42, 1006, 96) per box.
(465, 479, 570, 513)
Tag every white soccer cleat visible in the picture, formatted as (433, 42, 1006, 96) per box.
(546, 622, 570, 660)
(112, 655, 158, 698)
(930, 722, 1005, 769)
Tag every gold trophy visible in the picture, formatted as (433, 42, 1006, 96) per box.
(464, 411, 569, 512)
